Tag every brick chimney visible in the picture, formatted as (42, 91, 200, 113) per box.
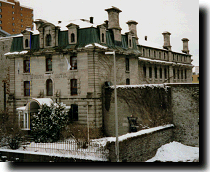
(105, 6, 122, 44)
(181, 38, 189, 54)
(162, 31, 171, 50)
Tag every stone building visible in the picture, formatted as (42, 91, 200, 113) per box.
(2, 6, 193, 135)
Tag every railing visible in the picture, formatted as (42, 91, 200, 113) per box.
(20, 139, 109, 161)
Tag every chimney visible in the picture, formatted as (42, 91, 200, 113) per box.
(105, 6, 122, 44)
(145, 36, 147, 41)
(90, 17, 94, 24)
(126, 20, 138, 44)
(162, 31, 171, 50)
(181, 38, 189, 54)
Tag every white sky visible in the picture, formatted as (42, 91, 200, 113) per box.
(17, 0, 199, 67)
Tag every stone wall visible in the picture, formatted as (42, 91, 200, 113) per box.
(107, 126, 174, 162)
(168, 83, 199, 146)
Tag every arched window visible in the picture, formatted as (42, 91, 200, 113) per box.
(71, 33, 75, 43)
(46, 34, 51, 46)
(25, 39, 29, 48)
(46, 79, 53, 96)
(126, 78, 130, 85)
(102, 33, 105, 43)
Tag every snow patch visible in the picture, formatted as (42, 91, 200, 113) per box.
(146, 141, 199, 162)
(85, 43, 108, 49)
(109, 84, 169, 90)
(4, 51, 28, 56)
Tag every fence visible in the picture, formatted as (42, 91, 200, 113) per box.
(19, 138, 109, 161)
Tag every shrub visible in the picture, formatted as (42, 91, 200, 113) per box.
(31, 103, 68, 143)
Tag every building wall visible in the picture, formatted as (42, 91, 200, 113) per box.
(0, 37, 13, 112)
(170, 84, 199, 147)
(103, 83, 199, 145)
(0, 0, 33, 34)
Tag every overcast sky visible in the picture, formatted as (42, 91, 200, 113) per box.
(18, 0, 199, 67)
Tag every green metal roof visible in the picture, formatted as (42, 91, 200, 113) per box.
(10, 28, 138, 52)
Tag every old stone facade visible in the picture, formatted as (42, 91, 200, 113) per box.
(1, 6, 193, 135)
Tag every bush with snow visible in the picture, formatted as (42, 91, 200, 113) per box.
(31, 103, 68, 143)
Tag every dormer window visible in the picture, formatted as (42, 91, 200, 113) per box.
(102, 33, 105, 43)
(129, 39, 132, 48)
(46, 34, 51, 46)
(71, 33, 75, 43)
(25, 39, 29, 48)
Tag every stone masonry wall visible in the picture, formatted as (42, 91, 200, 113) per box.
(168, 83, 199, 146)
(107, 126, 174, 162)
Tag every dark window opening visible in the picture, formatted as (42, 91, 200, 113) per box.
(177, 69, 180, 79)
(164, 68, 167, 79)
(70, 56, 77, 70)
(24, 81, 30, 96)
(126, 78, 130, 85)
(173, 69, 176, 79)
(23, 60, 30, 73)
(102, 33, 105, 42)
(143, 49, 145, 56)
(125, 57, 129, 71)
(160, 68, 162, 79)
(181, 70, 183, 79)
(159, 52, 161, 58)
(143, 66, 146, 78)
(129, 39, 132, 47)
(185, 69, 187, 79)
(69, 104, 78, 121)
(46, 55, 52, 71)
(155, 67, 157, 79)
(71, 79, 77, 95)
(46, 34, 51, 46)
(149, 67, 152, 78)
(25, 39, 29, 48)
(46, 79, 53, 96)
(71, 33, 75, 43)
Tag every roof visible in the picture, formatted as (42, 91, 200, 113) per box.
(0, 29, 11, 37)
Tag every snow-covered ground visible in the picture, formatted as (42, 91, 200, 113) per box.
(146, 141, 199, 162)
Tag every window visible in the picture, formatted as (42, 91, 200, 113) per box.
(164, 52, 166, 59)
(21, 19, 23, 22)
(102, 33, 105, 43)
(21, 25, 23, 28)
(164, 68, 167, 79)
(20, 13, 23, 16)
(12, 5, 14, 9)
(13, 29, 15, 32)
(0, 9, 2, 12)
(0, 15, 2, 18)
(71, 79, 77, 95)
(24, 81, 30, 96)
(177, 69, 180, 79)
(148, 50, 150, 57)
(149, 67, 152, 78)
(0, 20, 2, 24)
(46, 55, 52, 71)
(0, 26, 2, 30)
(0, 3, 1, 6)
(197, 77, 199, 81)
(173, 54, 174, 61)
(154, 51, 156, 58)
(155, 67, 157, 79)
(25, 39, 29, 48)
(69, 104, 78, 121)
(46, 79, 53, 96)
(143, 66, 146, 78)
(126, 78, 130, 85)
(23, 60, 30, 73)
(160, 68, 162, 79)
(46, 34, 51, 46)
(173, 68, 176, 79)
(181, 70, 183, 79)
(21, 8, 23, 11)
(143, 49, 145, 56)
(12, 11, 15, 14)
(71, 33, 75, 43)
(70, 56, 77, 70)
(125, 57, 129, 71)
(185, 69, 187, 79)
(12, 17, 14, 20)
(129, 39, 132, 47)
(12, 23, 15, 26)
(159, 52, 161, 59)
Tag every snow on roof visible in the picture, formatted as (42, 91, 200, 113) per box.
(146, 141, 199, 162)
(4, 50, 28, 56)
(0, 0, 15, 5)
(32, 98, 53, 107)
(16, 106, 26, 111)
(85, 43, 108, 49)
(109, 84, 168, 90)
(138, 57, 194, 67)
(93, 124, 174, 145)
